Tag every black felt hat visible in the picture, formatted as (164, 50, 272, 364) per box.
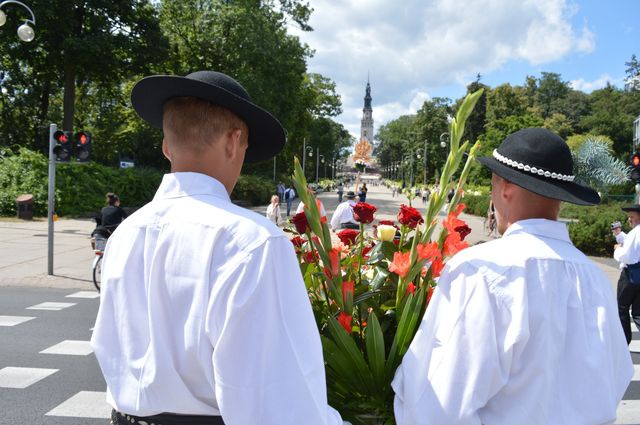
(130, 71, 286, 164)
(622, 205, 640, 213)
(345, 191, 356, 199)
(477, 128, 600, 206)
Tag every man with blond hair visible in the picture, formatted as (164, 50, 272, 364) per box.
(91, 71, 344, 425)
(393, 128, 632, 425)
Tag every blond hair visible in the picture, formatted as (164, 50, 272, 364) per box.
(163, 97, 248, 151)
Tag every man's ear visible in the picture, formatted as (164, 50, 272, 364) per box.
(224, 128, 246, 160)
(162, 139, 171, 162)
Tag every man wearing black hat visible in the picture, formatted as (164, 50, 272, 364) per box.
(393, 128, 632, 425)
(91, 71, 344, 425)
(614, 205, 640, 344)
(330, 191, 359, 230)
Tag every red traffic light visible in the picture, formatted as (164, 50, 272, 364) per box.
(633, 154, 640, 168)
(79, 134, 87, 145)
(53, 130, 69, 144)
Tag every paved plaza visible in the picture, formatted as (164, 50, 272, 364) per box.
(1, 182, 639, 423)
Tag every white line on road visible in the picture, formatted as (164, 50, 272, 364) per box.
(40, 340, 93, 356)
(0, 366, 58, 388)
(45, 391, 111, 418)
(0, 315, 35, 326)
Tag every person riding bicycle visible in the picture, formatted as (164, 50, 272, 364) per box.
(101, 193, 128, 233)
(92, 193, 128, 247)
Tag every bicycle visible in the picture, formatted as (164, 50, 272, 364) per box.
(91, 233, 109, 292)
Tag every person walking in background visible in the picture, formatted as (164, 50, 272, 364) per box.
(612, 221, 626, 245)
(265, 195, 281, 226)
(284, 184, 296, 216)
(358, 183, 368, 202)
(91, 70, 344, 425)
(337, 182, 344, 203)
(276, 181, 285, 204)
(614, 205, 640, 344)
(421, 187, 430, 205)
(393, 128, 632, 425)
(101, 192, 128, 233)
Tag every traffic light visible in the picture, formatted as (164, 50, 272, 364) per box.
(74, 131, 92, 162)
(630, 152, 640, 182)
(53, 130, 72, 162)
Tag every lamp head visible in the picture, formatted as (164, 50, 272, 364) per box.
(0, 9, 6, 27)
(17, 22, 35, 42)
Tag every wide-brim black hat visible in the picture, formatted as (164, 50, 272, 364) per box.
(622, 204, 640, 213)
(477, 128, 600, 206)
(130, 71, 286, 164)
(345, 191, 356, 199)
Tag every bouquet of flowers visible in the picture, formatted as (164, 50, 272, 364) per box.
(354, 159, 368, 172)
(290, 90, 483, 424)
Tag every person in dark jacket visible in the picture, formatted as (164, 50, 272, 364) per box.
(101, 193, 128, 233)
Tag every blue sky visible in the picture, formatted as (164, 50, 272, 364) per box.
(290, 0, 640, 140)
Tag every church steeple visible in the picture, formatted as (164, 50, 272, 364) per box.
(361, 75, 374, 142)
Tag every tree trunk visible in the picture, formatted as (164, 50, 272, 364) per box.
(62, 64, 76, 132)
(35, 79, 51, 151)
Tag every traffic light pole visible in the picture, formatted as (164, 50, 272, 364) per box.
(47, 123, 56, 275)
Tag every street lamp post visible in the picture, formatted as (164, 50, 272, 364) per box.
(423, 140, 427, 186)
(316, 148, 324, 183)
(440, 132, 450, 154)
(0, 0, 36, 41)
(302, 138, 313, 178)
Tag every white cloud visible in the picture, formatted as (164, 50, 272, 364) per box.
(569, 73, 615, 92)
(291, 0, 595, 138)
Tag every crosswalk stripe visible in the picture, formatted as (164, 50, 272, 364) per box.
(40, 340, 93, 356)
(45, 391, 111, 418)
(66, 291, 100, 299)
(0, 367, 58, 389)
(0, 315, 35, 326)
(26, 302, 76, 311)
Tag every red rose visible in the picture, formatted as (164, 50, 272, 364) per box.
(398, 204, 424, 229)
(303, 251, 318, 263)
(337, 229, 359, 245)
(353, 202, 377, 224)
(292, 212, 309, 234)
(290, 236, 305, 248)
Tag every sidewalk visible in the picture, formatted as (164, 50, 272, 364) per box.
(0, 182, 622, 293)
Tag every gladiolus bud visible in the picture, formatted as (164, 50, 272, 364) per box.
(377, 224, 396, 242)
(338, 312, 352, 333)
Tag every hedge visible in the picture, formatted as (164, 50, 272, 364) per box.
(461, 185, 629, 257)
(0, 148, 275, 217)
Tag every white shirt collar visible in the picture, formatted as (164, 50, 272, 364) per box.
(502, 218, 571, 244)
(153, 172, 230, 203)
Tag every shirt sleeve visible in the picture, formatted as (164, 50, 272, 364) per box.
(615, 229, 639, 264)
(392, 265, 516, 425)
(206, 237, 342, 425)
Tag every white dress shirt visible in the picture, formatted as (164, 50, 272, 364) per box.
(615, 225, 640, 266)
(91, 172, 342, 424)
(330, 200, 357, 231)
(393, 219, 632, 425)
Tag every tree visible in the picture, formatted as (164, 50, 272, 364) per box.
(0, 0, 167, 151)
(535, 72, 570, 118)
(580, 84, 634, 156)
(543, 113, 572, 139)
(486, 83, 528, 124)
(625, 54, 640, 92)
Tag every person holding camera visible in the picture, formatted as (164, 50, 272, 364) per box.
(614, 205, 640, 344)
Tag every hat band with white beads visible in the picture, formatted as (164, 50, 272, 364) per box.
(492, 149, 575, 182)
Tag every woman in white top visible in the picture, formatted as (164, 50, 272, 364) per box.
(266, 195, 281, 225)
